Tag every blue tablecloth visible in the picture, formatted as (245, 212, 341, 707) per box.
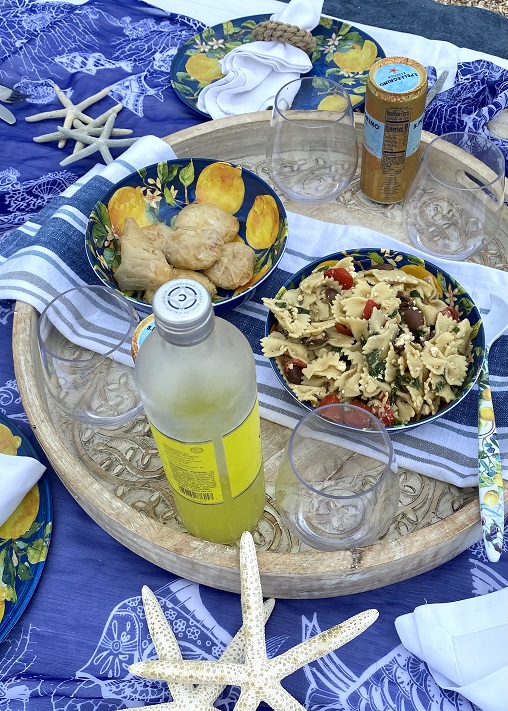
(1, 1, 507, 710)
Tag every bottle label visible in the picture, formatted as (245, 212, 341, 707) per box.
(373, 63, 421, 93)
(363, 109, 424, 160)
(149, 399, 262, 504)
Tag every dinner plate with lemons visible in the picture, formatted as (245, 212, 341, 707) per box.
(170, 14, 385, 117)
(0, 415, 52, 643)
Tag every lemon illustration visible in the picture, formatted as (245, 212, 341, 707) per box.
(332, 40, 378, 73)
(0, 485, 40, 541)
(0, 423, 22, 455)
(318, 93, 362, 111)
(185, 54, 224, 84)
(108, 186, 151, 234)
(493, 472, 504, 487)
(482, 388, 492, 401)
(483, 490, 500, 507)
(195, 162, 245, 214)
(246, 195, 279, 249)
(480, 406, 495, 422)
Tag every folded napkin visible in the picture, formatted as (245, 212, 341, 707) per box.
(0, 453, 46, 528)
(395, 588, 508, 711)
(197, 0, 323, 118)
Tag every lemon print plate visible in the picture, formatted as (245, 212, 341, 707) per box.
(0, 414, 52, 643)
(86, 158, 288, 315)
(170, 15, 385, 117)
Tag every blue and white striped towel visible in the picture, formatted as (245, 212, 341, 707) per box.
(1, 136, 506, 487)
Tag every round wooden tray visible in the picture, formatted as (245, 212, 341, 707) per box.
(13, 113, 508, 599)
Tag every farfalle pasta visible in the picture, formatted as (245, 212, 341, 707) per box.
(261, 257, 474, 426)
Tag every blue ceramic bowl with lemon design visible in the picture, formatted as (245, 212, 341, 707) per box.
(85, 159, 288, 315)
(264, 248, 485, 431)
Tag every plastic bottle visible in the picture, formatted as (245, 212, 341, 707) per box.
(134, 279, 265, 544)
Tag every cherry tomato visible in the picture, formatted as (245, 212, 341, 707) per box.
(342, 401, 372, 428)
(318, 393, 343, 421)
(362, 299, 378, 320)
(440, 305, 460, 321)
(371, 401, 395, 427)
(334, 323, 354, 337)
(324, 267, 354, 290)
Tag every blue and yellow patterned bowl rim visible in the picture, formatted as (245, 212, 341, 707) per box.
(264, 248, 485, 432)
(85, 158, 288, 315)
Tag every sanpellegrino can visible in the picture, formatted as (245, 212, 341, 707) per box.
(360, 56, 427, 203)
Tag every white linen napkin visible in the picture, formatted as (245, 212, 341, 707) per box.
(395, 588, 508, 711)
(0, 453, 46, 528)
(197, 0, 324, 118)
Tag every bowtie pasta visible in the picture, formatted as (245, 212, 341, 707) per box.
(261, 256, 474, 427)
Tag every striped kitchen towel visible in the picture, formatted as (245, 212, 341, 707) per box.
(1, 136, 506, 487)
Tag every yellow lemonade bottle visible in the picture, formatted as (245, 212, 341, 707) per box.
(134, 279, 265, 544)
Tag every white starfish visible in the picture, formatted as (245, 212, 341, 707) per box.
(57, 110, 139, 166)
(130, 532, 379, 711)
(32, 104, 130, 151)
(26, 82, 112, 147)
(127, 586, 275, 711)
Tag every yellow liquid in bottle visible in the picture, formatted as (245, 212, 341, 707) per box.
(135, 317, 266, 545)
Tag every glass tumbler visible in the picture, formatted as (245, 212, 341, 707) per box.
(37, 285, 143, 426)
(266, 76, 358, 204)
(275, 403, 399, 551)
(402, 131, 505, 260)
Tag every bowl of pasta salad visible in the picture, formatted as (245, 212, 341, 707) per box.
(261, 248, 484, 431)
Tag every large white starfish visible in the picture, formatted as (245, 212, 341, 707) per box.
(57, 110, 139, 166)
(127, 586, 275, 711)
(25, 82, 113, 148)
(130, 532, 379, 711)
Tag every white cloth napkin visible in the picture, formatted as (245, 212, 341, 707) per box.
(197, 0, 324, 118)
(0, 453, 46, 527)
(395, 588, 508, 711)
(253, 214, 508, 487)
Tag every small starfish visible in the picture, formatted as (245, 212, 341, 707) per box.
(127, 586, 275, 711)
(58, 110, 139, 166)
(26, 82, 112, 147)
(32, 104, 129, 151)
(130, 532, 379, 711)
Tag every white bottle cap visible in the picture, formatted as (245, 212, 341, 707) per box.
(152, 279, 215, 346)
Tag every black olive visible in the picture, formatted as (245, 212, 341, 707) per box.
(284, 361, 305, 385)
(374, 263, 395, 270)
(323, 287, 339, 304)
(400, 305, 425, 330)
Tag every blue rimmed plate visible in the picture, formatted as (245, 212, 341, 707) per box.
(0, 415, 52, 643)
(170, 14, 385, 117)
(263, 248, 485, 432)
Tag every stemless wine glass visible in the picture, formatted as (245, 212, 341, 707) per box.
(402, 132, 505, 260)
(275, 403, 400, 551)
(38, 285, 143, 426)
(266, 76, 358, 204)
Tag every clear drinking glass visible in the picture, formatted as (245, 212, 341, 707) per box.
(266, 76, 358, 204)
(37, 285, 143, 426)
(275, 403, 399, 551)
(402, 132, 505, 260)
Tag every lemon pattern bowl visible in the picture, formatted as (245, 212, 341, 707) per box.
(263, 248, 485, 432)
(85, 159, 288, 315)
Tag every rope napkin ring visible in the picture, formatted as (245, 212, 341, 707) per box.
(252, 20, 316, 54)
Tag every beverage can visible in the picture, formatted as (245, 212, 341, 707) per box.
(360, 56, 428, 203)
